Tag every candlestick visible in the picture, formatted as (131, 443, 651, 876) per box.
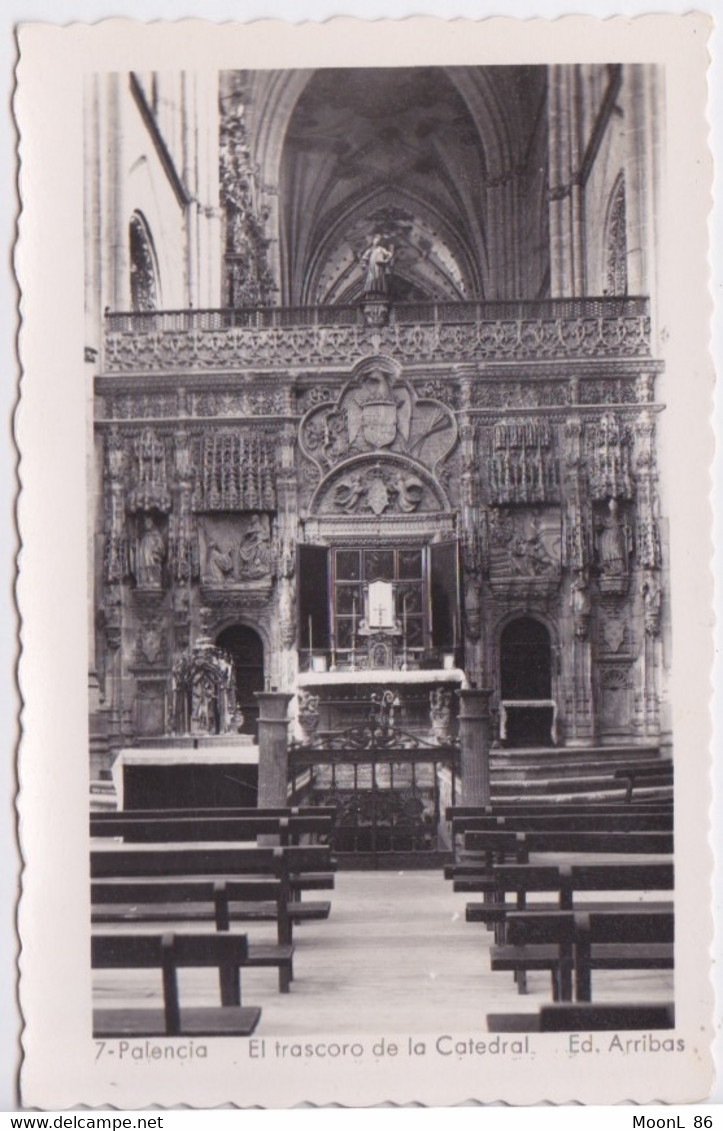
(308, 615, 313, 669)
(351, 594, 357, 670)
(453, 611, 458, 652)
(402, 593, 408, 671)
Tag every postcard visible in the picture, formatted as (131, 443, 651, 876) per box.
(15, 14, 714, 1107)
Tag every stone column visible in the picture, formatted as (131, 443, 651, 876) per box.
(457, 688, 493, 806)
(255, 691, 293, 808)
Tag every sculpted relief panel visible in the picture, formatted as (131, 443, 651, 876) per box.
(312, 457, 447, 517)
(198, 513, 273, 584)
(488, 506, 562, 594)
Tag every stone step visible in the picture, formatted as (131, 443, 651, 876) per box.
(490, 744, 661, 762)
(490, 770, 672, 797)
(490, 758, 668, 782)
(490, 784, 673, 806)
(90, 779, 118, 813)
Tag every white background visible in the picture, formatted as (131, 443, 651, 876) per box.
(2, 0, 720, 1116)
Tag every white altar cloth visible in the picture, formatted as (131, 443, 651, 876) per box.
(296, 667, 468, 688)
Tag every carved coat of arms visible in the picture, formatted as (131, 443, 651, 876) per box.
(360, 399, 398, 448)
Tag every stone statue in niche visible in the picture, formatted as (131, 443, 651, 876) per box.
(642, 572, 662, 638)
(135, 515, 166, 588)
(570, 573, 591, 640)
(596, 499, 632, 593)
(360, 234, 394, 296)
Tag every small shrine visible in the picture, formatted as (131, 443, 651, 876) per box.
(170, 637, 240, 737)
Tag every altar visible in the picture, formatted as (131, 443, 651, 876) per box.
(295, 667, 467, 740)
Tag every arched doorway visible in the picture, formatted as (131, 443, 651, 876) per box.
(499, 618, 554, 747)
(215, 625, 264, 738)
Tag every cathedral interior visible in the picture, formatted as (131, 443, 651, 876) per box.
(85, 64, 670, 829)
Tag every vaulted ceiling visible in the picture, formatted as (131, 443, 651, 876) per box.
(277, 66, 548, 305)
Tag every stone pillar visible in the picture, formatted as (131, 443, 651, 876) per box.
(457, 688, 493, 806)
(255, 691, 293, 808)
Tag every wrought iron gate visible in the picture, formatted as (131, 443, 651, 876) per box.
(288, 689, 460, 868)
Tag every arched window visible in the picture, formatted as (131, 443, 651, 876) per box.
(604, 174, 628, 297)
(129, 212, 160, 311)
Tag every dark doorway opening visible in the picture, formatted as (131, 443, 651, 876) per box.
(500, 618, 553, 747)
(216, 625, 264, 739)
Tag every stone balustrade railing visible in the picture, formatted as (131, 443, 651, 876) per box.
(102, 297, 651, 373)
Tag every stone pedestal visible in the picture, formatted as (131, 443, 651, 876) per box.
(457, 688, 493, 806)
(255, 691, 293, 808)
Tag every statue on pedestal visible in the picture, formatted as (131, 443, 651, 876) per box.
(360, 234, 394, 296)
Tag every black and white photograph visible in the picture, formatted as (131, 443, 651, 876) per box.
(14, 14, 714, 1109)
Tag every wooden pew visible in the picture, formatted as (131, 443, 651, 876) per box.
(91, 878, 295, 991)
(444, 809, 673, 879)
(92, 931, 261, 1037)
(498, 909, 674, 1002)
(465, 861, 673, 995)
(450, 829, 673, 889)
(453, 813, 673, 835)
(91, 844, 333, 991)
(446, 802, 673, 821)
(91, 805, 338, 823)
(467, 864, 673, 996)
(91, 841, 337, 918)
(91, 844, 332, 942)
(90, 811, 337, 893)
(465, 861, 674, 919)
(463, 829, 674, 858)
(90, 814, 333, 846)
(487, 1002, 675, 1033)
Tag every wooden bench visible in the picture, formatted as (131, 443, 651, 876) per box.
(496, 909, 674, 1001)
(91, 844, 333, 991)
(463, 828, 674, 858)
(465, 861, 674, 993)
(92, 931, 261, 1037)
(444, 811, 673, 880)
(446, 802, 673, 821)
(90, 813, 337, 894)
(91, 878, 296, 991)
(91, 844, 333, 941)
(452, 830, 673, 891)
(90, 814, 333, 846)
(487, 1001, 675, 1033)
(465, 861, 674, 919)
(91, 805, 338, 824)
(453, 813, 673, 835)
